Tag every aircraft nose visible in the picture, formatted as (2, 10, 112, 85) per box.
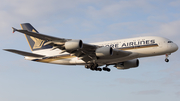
(173, 43, 178, 52)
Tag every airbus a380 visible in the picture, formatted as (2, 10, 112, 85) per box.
(4, 23, 178, 72)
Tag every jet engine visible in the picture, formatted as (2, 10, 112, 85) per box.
(116, 59, 139, 69)
(65, 40, 83, 51)
(96, 47, 113, 57)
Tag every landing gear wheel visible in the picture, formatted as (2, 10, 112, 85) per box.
(94, 67, 98, 71)
(97, 68, 102, 71)
(103, 67, 107, 71)
(90, 68, 95, 71)
(165, 58, 169, 62)
(85, 64, 90, 69)
(103, 67, 111, 72)
(106, 68, 110, 72)
(90, 63, 99, 71)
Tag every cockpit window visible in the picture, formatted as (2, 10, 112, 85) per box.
(168, 41, 173, 43)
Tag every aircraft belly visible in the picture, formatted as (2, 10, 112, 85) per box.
(134, 45, 168, 58)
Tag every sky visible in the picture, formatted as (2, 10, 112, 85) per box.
(0, 0, 180, 101)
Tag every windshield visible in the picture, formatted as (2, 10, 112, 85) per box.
(168, 41, 173, 43)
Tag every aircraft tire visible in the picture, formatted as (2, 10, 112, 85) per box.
(97, 68, 102, 71)
(106, 68, 111, 72)
(165, 58, 169, 62)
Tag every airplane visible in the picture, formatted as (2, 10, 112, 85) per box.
(4, 23, 178, 72)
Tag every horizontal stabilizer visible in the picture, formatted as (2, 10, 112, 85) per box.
(3, 49, 45, 57)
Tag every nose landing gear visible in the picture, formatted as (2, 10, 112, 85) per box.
(165, 54, 170, 62)
(165, 58, 169, 62)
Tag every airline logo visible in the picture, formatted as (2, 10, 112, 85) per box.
(30, 29, 45, 49)
(103, 39, 156, 48)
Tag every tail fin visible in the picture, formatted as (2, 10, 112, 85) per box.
(20, 23, 52, 51)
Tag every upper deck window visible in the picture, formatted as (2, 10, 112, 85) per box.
(168, 41, 173, 43)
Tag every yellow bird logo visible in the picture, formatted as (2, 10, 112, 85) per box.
(30, 29, 45, 49)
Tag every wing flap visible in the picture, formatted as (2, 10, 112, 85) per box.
(4, 49, 45, 57)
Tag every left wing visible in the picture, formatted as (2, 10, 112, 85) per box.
(12, 27, 69, 42)
(12, 27, 132, 63)
(12, 27, 100, 62)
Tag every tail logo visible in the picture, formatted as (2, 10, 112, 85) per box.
(30, 29, 45, 49)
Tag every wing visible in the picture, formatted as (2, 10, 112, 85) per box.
(12, 27, 69, 42)
(4, 49, 45, 57)
(12, 27, 132, 63)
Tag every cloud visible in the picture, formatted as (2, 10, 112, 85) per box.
(86, 0, 155, 20)
(135, 90, 163, 95)
(13, 59, 41, 73)
(1, 0, 180, 46)
(0, 65, 10, 73)
(107, 21, 155, 36)
(86, 32, 120, 43)
(176, 91, 180, 96)
(158, 62, 180, 86)
(169, 0, 180, 7)
(115, 77, 148, 84)
(130, 20, 180, 44)
(157, 20, 180, 37)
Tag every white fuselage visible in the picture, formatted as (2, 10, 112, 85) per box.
(25, 36, 178, 66)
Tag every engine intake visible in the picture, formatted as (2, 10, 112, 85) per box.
(116, 59, 139, 69)
(96, 47, 113, 57)
(65, 40, 83, 51)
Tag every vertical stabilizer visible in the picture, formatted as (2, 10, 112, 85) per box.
(20, 23, 52, 51)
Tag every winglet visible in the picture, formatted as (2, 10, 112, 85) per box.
(12, 27, 17, 33)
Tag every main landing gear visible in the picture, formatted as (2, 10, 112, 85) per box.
(165, 54, 169, 62)
(102, 65, 111, 72)
(85, 64, 102, 71)
(85, 64, 111, 72)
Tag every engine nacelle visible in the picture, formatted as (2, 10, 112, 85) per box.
(65, 40, 83, 51)
(96, 47, 113, 57)
(116, 59, 139, 69)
